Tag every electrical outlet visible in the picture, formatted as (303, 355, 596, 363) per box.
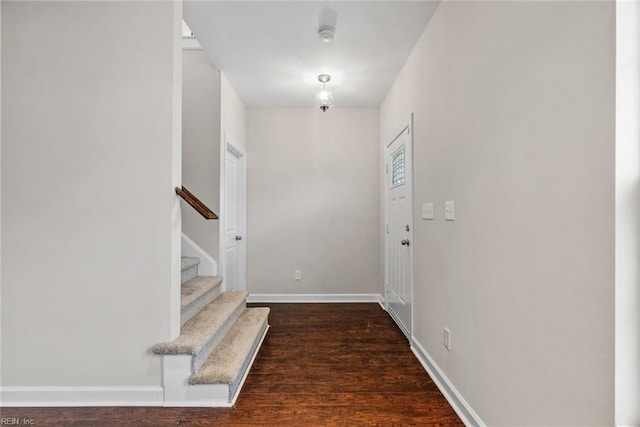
(443, 327, 451, 351)
(445, 200, 455, 221)
(295, 270, 302, 281)
(421, 202, 434, 220)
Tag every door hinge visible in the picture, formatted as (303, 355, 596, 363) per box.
(385, 163, 389, 174)
(386, 224, 389, 234)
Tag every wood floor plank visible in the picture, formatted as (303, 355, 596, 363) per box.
(1, 303, 463, 426)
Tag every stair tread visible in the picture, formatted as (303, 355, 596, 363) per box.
(181, 257, 200, 272)
(181, 276, 223, 309)
(153, 291, 247, 355)
(190, 307, 269, 385)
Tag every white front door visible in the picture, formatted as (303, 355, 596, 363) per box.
(223, 141, 246, 291)
(385, 117, 413, 338)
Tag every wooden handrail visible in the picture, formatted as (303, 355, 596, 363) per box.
(175, 186, 218, 220)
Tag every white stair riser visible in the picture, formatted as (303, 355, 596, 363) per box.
(192, 302, 246, 372)
(181, 284, 222, 326)
(181, 264, 198, 284)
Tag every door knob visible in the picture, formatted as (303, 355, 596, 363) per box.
(401, 239, 410, 246)
(235, 235, 242, 241)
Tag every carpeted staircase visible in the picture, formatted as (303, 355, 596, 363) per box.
(152, 257, 269, 406)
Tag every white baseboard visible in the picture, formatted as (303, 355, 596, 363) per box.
(411, 339, 485, 427)
(246, 293, 383, 303)
(181, 233, 217, 276)
(0, 386, 163, 407)
(378, 294, 386, 311)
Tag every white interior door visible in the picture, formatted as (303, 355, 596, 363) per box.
(385, 118, 413, 338)
(223, 142, 246, 291)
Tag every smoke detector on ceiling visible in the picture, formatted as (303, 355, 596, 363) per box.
(318, 26, 336, 43)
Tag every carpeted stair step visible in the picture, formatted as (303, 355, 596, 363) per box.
(152, 291, 247, 371)
(181, 276, 223, 326)
(189, 307, 270, 399)
(181, 257, 200, 284)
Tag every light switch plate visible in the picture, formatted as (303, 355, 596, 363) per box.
(445, 200, 455, 221)
(421, 203, 434, 220)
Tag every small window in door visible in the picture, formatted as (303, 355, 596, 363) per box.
(392, 147, 405, 187)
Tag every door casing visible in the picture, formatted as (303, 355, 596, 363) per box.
(220, 134, 247, 292)
(384, 114, 414, 339)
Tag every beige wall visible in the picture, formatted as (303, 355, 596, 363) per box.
(182, 50, 221, 260)
(246, 108, 381, 295)
(381, 1, 615, 425)
(1, 1, 180, 387)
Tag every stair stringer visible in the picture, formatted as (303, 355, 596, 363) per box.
(227, 323, 270, 403)
(181, 233, 217, 276)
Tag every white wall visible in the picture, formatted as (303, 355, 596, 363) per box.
(221, 73, 246, 151)
(246, 108, 381, 296)
(616, 1, 640, 425)
(380, 1, 615, 425)
(182, 50, 221, 260)
(1, 0, 181, 390)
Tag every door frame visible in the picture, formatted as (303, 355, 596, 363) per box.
(219, 133, 247, 292)
(384, 113, 414, 339)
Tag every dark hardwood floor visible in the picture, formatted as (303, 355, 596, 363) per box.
(1, 303, 463, 426)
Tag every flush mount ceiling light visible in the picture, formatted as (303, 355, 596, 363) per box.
(318, 26, 336, 43)
(315, 74, 334, 112)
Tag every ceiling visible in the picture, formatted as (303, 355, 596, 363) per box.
(184, 1, 439, 108)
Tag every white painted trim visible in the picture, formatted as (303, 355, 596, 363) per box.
(0, 1, 3, 400)
(229, 324, 269, 406)
(226, 139, 248, 292)
(169, 0, 183, 341)
(388, 305, 410, 338)
(411, 339, 486, 427)
(384, 113, 415, 339)
(246, 294, 383, 303)
(181, 233, 218, 276)
(408, 113, 415, 342)
(219, 133, 248, 293)
(218, 132, 227, 290)
(377, 294, 386, 311)
(161, 355, 230, 407)
(615, 1, 640, 425)
(182, 37, 202, 50)
(386, 116, 412, 149)
(0, 386, 163, 407)
(159, 324, 269, 407)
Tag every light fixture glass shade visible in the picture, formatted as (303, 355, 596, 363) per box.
(315, 86, 334, 111)
(315, 75, 334, 112)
